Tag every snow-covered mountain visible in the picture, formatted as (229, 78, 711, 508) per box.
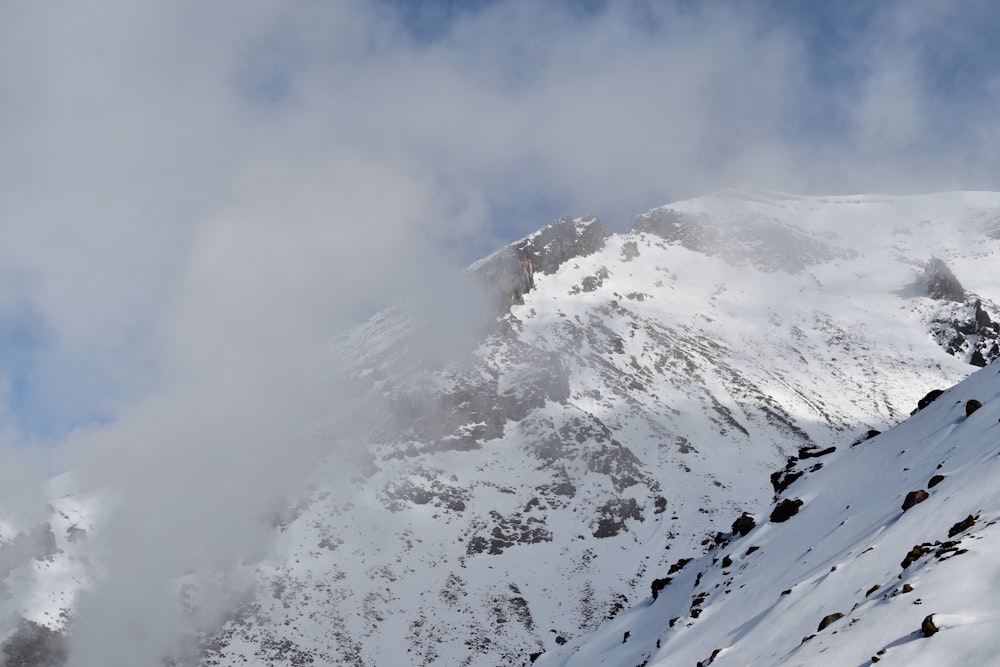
(4, 189, 1000, 666)
(539, 353, 1000, 667)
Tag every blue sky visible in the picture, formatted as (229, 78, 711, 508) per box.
(1, 0, 1000, 443)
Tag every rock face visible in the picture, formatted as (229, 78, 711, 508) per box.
(928, 299, 1000, 367)
(924, 258, 965, 302)
(474, 216, 612, 313)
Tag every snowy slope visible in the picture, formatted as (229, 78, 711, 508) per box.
(5, 190, 1000, 666)
(198, 190, 1000, 666)
(539, 361, 1000, 667)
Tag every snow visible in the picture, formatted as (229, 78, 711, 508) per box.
(543, 362, 1000, 666)
(7, 189, 1000, 665)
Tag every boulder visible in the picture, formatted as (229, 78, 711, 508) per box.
(902, 490, 930, 512)
(770, 498, 803, 523)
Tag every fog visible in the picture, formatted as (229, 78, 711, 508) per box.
(0, 0, 998, 664)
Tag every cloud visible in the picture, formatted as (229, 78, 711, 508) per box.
(0, 0, 997, 662)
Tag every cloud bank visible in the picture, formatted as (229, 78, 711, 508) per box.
(0, 0, 998, 663)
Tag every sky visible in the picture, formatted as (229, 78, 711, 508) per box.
(0, 1, 999, 663)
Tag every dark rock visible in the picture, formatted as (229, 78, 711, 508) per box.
(555, 636, 567, 645)
(654, 496, 667, 514)
(746, 545, 759, 555)
(668, 557, 692, 575)
(817, 612, 845, 632)
(622, 631, 630, 644)
(948, 515, 976, 538)
(921, 614, 938, 637)
(592, 498, 644, 538)
(731, 512, 756, 536)
(866, 584, 881, 597)
(650, 577, 672, 601)
(966, 399, 983, 417)
(530, 651, 543, 663)
(770, 498, 803, 523)
(927, 474, 945, 488)
(798, 446, 836, 459)
(928, 298, 1000, 367)
(901, 490, 929, 512)
(924, 258, 965, 302)
(475, 215, 611, 313)
(851, 429, 882, 446)
(915, 389, 945, 413)
(902, 583, 914, 593)
(901, 544, 930, 568)
(466, 510, 553, 556)
(721, 555, 732, 568)
(770, 469, 803, 494)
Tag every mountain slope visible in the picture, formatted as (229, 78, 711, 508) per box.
(199, 190, 1000, 666)
(540, 361, 1000, 667)
(4, 190, 1000, 666)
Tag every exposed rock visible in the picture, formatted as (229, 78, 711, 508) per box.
(817, 612, 844, 632)
(466, 510, 553, 556)
(474, 215, 611, 313)
(592, 498, 644, 538)
(914, 389, 945, 413)
(731, 512, 756, 537)
(966, 399, 983, 417)
(382, 468, 471, 512)
(650, 577, 672, 601)
(948, 515, 976, 538)
(770, 469, 804, 495)
(901, 544, 930, 568)
(927, 474, 945, 489)
(901, 490, 929, 512)
(850, 429, 881, 447)
(797, 445, 835, 459)
(668, 558, 693, 575)
(865, 584, 881, 597)
(770, 498, 803, 523)
(928, 299, 1000, 367)
(921, 614, 938, 637)
(924, 257, 965, 302)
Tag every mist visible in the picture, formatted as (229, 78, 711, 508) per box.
(0, 0, 998, 664)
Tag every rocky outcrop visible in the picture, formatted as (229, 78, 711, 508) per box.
(770, 498, 803, 523)
(474, 216, 611, 313)
(928, 298, 1000, 367)
(924, 258, 965, 302)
